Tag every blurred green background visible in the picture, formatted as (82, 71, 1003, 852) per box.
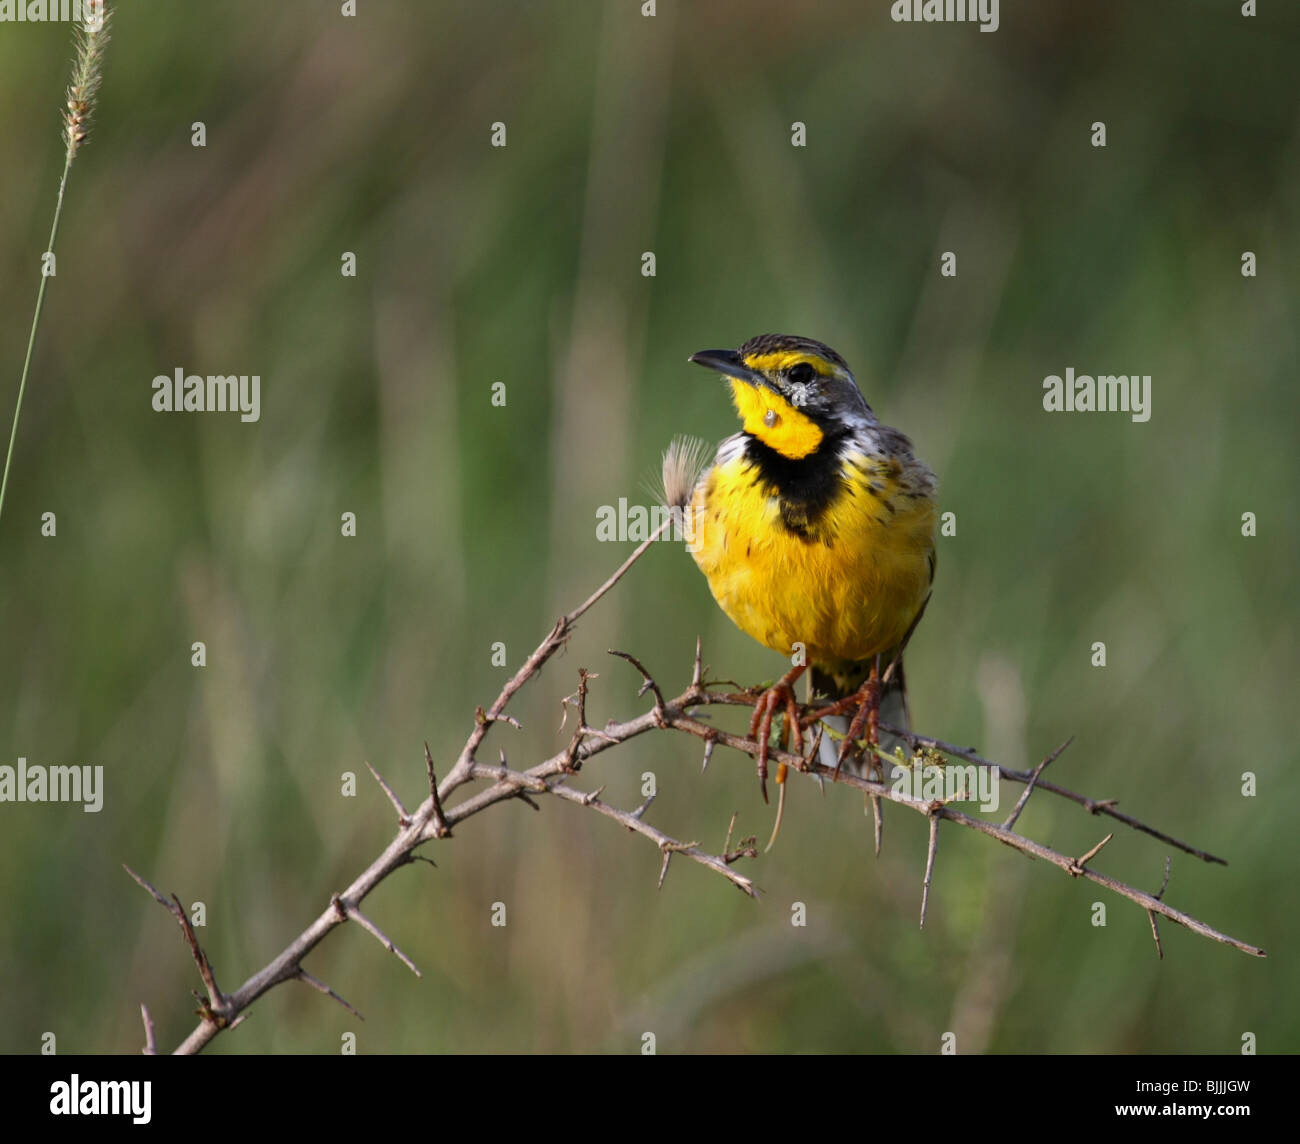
(0, 0, 1296, 1054)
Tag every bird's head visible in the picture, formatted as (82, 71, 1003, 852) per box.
(688, 334, 872, 460)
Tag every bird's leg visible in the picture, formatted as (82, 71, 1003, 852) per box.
(764, 678, 805, 851)
(747, 663, 807, 804)
(833, 660, 881, 780)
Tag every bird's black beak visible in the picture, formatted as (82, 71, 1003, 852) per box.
(688, 349, 768, 389)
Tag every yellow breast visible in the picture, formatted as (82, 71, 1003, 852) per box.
(688, 449, 936, 672)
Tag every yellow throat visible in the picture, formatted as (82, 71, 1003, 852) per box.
(728, 378, 824, 460)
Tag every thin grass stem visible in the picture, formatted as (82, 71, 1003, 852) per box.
(0, 1, 111, 533)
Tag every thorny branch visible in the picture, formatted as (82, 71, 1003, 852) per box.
(128, 519, 1264, 1054)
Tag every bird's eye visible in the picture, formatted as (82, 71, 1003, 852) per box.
(788, 362, 816, 386)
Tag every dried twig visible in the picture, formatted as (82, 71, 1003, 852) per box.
(129, 514, 1263, 1055)
(703, 693, 1221, 864)
(130, 516, 752, 1054)
(882, 725, 1226, 865)
(124, 866, 225, 1018)
(630, 686, 1263, 957)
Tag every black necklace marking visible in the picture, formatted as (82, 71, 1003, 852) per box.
(743, 427, 850, 539)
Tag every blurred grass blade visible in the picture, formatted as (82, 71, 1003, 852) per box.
(0, 0, 112, 534)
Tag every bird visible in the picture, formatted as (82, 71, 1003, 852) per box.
(663, 334, 937, 842)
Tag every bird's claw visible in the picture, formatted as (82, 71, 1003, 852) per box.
(747, 665, 806, 805)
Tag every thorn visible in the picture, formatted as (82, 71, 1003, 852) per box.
(1003, 735, 1073, 830)
(920, 815, 939, 929)
(1071, 833, 1114, 875)
(1146, 910, 1164, 960)
(656, 839, 700, 891)
(657, 849, 672, 890)
(366, 761, 410, 825)
(1155, 856, 1172, 900)
(333, 895, 422, 978)
(580, 726, 621, 744)
(424, 742, 451, 838)
(1146, 856, 1173, 959)
(479, 705, 523, 730)
(608, 649, 668, 712)
(296, 968, 365, 1019)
